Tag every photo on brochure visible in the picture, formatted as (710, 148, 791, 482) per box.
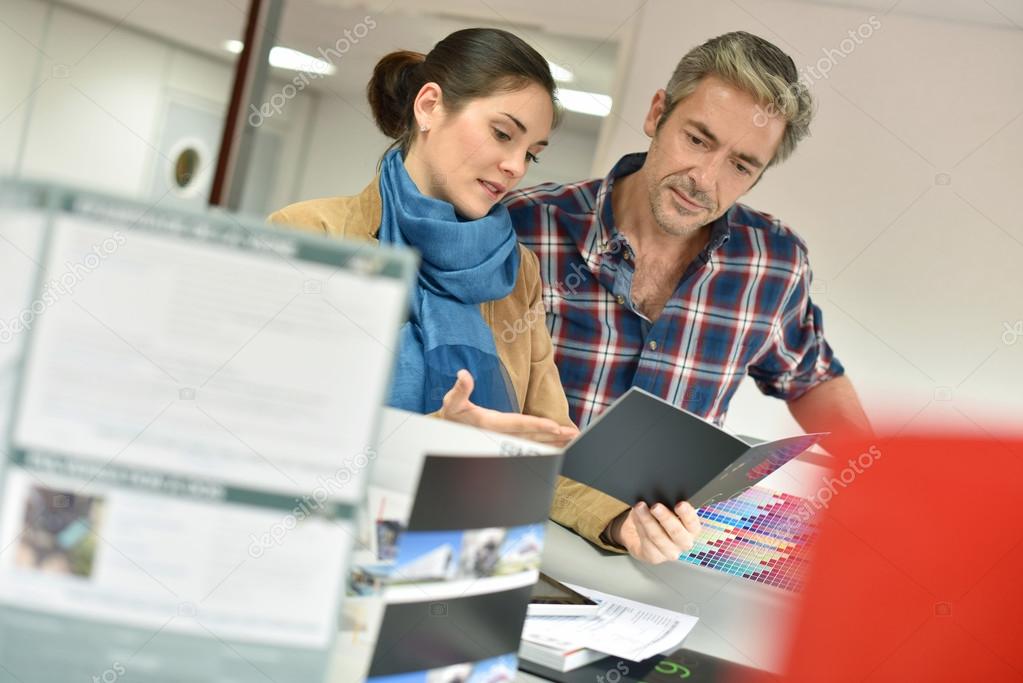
(389, 523, 544, 585)
(376, 518, 403, 561)
(16, 486, 104, 579)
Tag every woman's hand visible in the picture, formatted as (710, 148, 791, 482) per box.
(439, 370, 579, 447)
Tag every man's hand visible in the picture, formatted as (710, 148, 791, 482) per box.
(608, 501, 702, 564)
(438, 369, 579, 447)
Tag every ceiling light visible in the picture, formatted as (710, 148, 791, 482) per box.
(269, 46, 335, 75)
(222, 40, 336, 75)
(557, 88, 613, 117)
(547, 60, 574, 83)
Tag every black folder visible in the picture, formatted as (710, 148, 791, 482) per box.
(560, 388, 825, 508)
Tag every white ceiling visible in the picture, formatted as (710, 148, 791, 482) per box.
(54, 0, 1023, 82)
(55, 0, 638, 133)
(791, 0, 1023, 31)
(54, 0, 1022, 133)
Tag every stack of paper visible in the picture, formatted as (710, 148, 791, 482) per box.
(519, 583, 699, 672)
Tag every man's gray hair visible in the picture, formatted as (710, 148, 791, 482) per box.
(660, 31, 813, 167)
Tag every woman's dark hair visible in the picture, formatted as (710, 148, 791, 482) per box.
(367, 28, 559, 157)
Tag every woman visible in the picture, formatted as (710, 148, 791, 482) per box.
(269, 28, 576, 446)
(271, 28, 702, 563)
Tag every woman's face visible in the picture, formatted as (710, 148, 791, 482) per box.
(405, 82, 554, 219)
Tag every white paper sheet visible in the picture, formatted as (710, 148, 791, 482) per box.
(521, 582, 699, 662)
(14, 215, 405, 501)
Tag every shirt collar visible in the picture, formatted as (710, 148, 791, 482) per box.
(585, 152, 646, 268)
(587, 152, 732, 266)
(707, 211, 732, 253)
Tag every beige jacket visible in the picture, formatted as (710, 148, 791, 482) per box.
(269, 179, 630, 551)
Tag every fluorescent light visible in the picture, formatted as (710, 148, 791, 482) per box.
(547, 59, 574, 82)
(222, 40, 336, 75)
(269, 46, 335, 75)
(557, 88, 613, 117)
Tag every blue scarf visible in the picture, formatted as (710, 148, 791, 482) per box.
(377, 149, 519, 414)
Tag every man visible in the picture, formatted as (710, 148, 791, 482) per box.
(504, 32, 872, 564)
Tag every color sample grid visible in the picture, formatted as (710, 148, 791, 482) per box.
(679, 487, 819, 592)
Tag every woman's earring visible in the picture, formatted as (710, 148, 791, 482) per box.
(419, 123, 429, 132)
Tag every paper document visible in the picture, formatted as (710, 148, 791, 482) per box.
(521, 583, 699, 662)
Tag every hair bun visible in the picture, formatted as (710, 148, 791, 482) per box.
(367, 50, 426, 139)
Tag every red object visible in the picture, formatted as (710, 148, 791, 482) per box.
(758, 433, 1023, 682)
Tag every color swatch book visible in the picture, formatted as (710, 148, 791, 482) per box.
(679, 486, 820, 592)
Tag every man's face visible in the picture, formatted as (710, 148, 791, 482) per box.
(640, 75, 786, 236)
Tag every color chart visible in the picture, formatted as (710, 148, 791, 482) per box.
(679, 487, 819, 592)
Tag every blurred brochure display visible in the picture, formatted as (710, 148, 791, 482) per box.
(339, 408, 563, 682)
(0, 180, 415, 682)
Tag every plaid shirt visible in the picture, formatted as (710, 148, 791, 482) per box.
(504, 153, 844, 428)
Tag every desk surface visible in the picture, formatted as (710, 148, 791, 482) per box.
(514, 520, 795, 681)
(515, 453, 832, 681)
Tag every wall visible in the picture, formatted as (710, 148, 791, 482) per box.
(0, 0, 315, 219)
(0, 0, 51, 178)
(0, 0, 602, 217)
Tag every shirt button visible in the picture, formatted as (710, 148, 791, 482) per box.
(648, 340, 658, 351)
(616, 295, 626, 305)
(623, 251, 631, 261)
